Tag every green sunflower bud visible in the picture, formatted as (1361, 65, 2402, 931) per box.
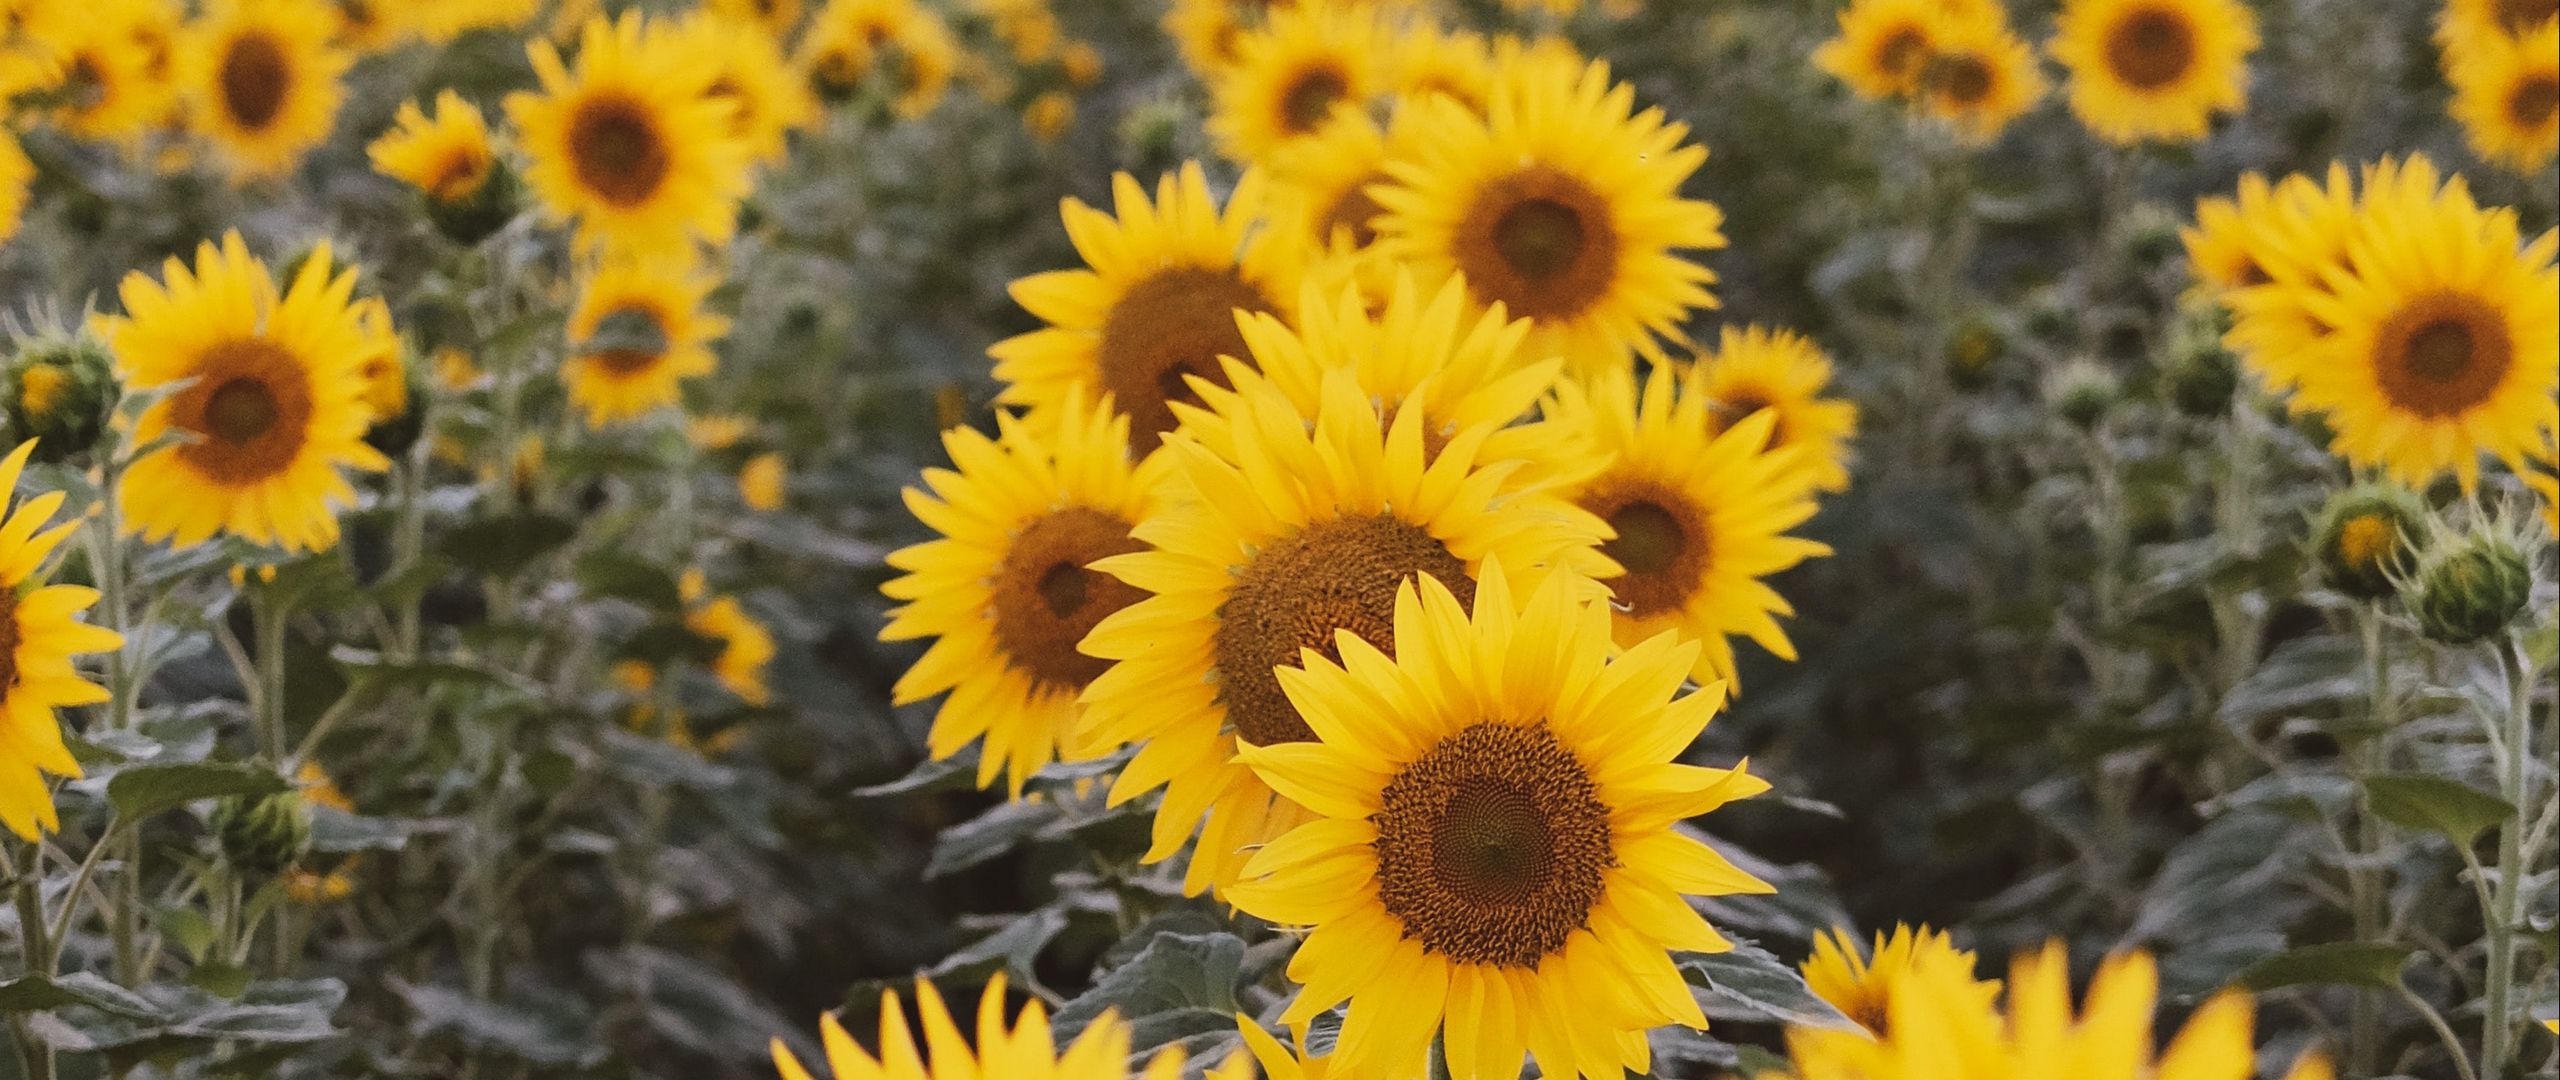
(2311, 484, 2424, 600)
(2046, 359, 2117, 430)
(211, 789, 312, 878)
(1117, 100, 1192, 180)
(2405, 525, 2534, 646)
(2164, 340, 2240, 417)
(424, 157, 518, 247)
(2119, 202, 2185, 267)
(0, 334, 119, 464)
(1946, 316, 2006, 390)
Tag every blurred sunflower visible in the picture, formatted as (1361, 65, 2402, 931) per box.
(367, 90, 497, 204)
(507, 11, 752, 255)
(413, 0, 538, 42)
(2447, 19, 2558, 173)
(1226, 562, 1769, 1080)
(0, 130, 27, 248)
(2051, 0, 2258, 144)
(708, 0, 804, 38)
(182, 0, 349, 180)
(1267, 111, 1401, 265)
(1388, 23, 1494, 115)
(1800, 924, 1993, 1037)
(681, 569, 774, 706)
(351, 296, 406, 426)
(739, 451, 786, 511)
(1208, 2, 1385, 164)
(1910, 9, 2046, 145)
(325, 0, 411, 53)
(563, 253, 728, 427)
(670, 11, 819, 168)
(799, 0, 958, 118)
(1078, 369, 1610, 896)
(0, 439, 122, 842)
(2438, 0, 2559, 55)
(1542, 363, 1832, 687)
(2180, 170, 2283, 295)
(22, 0, 179, 145)
(989, 164, 1303, 456)
(1785, 943, 2332, 1080)
(881, 392, 1156, 795)
(2211, 163, 2360, 389)
(104, 233, 390, 552)
(1375, 54, 1722, 373)
(773, 975, 1187, 1080)
(1696, 326, 1858, 494)
(2240, 156, 2559, 487)
(1814, 0, 1954, 100)
(1163, 0, 1276, 76)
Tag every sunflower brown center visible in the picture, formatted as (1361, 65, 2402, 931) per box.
(66, 53, 107, 113)
(585, 306, 672, 376)
(1095, 267, 1274, 452)
(990, 506, 1147, 690)
(1876, 24, 1930, 80)
(1279, 64, 1348, 134)
(1455, 167, 1618, 321)
(2510, 74, 2558, 129)
(0, 594, 18, 691)
(1933, 53, 1995, 105)
(176, 340, 316, 485)
(2497, 0, 2557, 32)
(1213, 514, 1472, 747)
(1318, 174, 1386, 248)
(1721, 392, 1782, 446)
(2375, 293, 2512, 419)
(427, 148, 492, 202)
(1584, 478, 1707, 619)
(567, 93, 671, 209)
(219, 31, 291, 131)
(1373, 721, 1613, 968)
(2105, 7, 2197, 91)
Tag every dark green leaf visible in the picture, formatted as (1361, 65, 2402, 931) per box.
(2238, 943, 2409, 991)
(0, 974, 166, 1019)
(107, 763, 288, 822)
(2364, 773, 2514, 849)
(1676, 941, 1861, 1032)
(440, 511, 577, 578)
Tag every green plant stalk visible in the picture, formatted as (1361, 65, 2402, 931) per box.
(253, 588, 290, 763)
(2348, 604, 2390, 1079)
(11, 839, 57, 1080)
(2480, 639, 2534, 1077)
(88, 455, 148, 986)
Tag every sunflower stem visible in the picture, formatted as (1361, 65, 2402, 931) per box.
(10, 838, 57, 1080)
(252, 587, 290, 765)
(2347, 602, 2391, 1079)
(2479, 635, 2535, 1078)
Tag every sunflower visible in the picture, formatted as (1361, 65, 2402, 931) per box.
(2180, 170, 2284, 295)
(739, 451, 786, 511)
(1814, 0, 1955, 101)
(2051, 0, 2258, 145)
(2448, 19, 2559, 173)
(799, 0, 959, 119)
(2438, 0, 2560, 55)
(1695, 325, 1858, 494)
(0, 130, 27, 248)
(412, 0, 539, 43)
(1784, 943, 2333, 1080)
(681, 569, 775, 706)
(1207, 2, 1386, 165)
(1268, 112, 1399, 259)
(1799, 924, 1994, 1038)
(881, 392, 1156, 795)
(669, 10, 819, 166)
(2210, 163, 2360, 390)
(773, 975, 1187, 1080)
(563, 253, 728, 427)
(1078, 368, 1611, 896)
(2236, 156, 2559, 487)
(990, 163, 1304, 457)
(1373, 53, 1722, 373)
(1910, 9, 2046, 145)
(507, 11, 752, 256)
(708, 0, 805, 38)
(351, 295, 406, 425)
(1388, 22, 1494, 115)
(0, 439, 123, 842)
(103, 233, 390, 552)
(1229, 1018, 1340, 1080)
(1164, 0, 1281, 77)
(367, 90, 497, 204)
(325, 0, 412, 52)
(1541, 362, 1833, 686)
(181, 0, 348, 180)
(1225, 562, 1769, 1080)
(22, 0, 180, 145)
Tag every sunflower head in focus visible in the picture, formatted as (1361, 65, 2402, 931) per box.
(799, 0, 958, 118)
(1910, 9, 2046, 145)
(882, 391, 1157, 795)
(181, 0, 349, 180)
(1077, 366, 1611, 896)
(1541, 362, 1833, 687)
(103, 232, 391, 553)
(1207, 1, 1386, 165)
(506, 11, 753, 255)
(1374, 53, 1724, 373)
(20, 0, 180, 145)
(564, 253, 729, 428)
(669, 10, 819, 166)
(990, 163, 1304, 457)
(2050, 0, 2258, 145)
(2234, 155, 2559, 488)
(2447, 19, 2558, 174)
(1800, 924, 1993, 1038)
(1697, 325, 1858, 494)
(0, 439, 124, 841)
(774, 974, 1187, 1080)
(1226, 561, 1770, 1080)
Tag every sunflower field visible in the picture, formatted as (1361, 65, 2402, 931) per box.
(0, 0, 2552, 1077)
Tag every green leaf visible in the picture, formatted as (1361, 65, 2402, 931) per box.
(924, 798, 1056, 879)
(107, 762, 289, 822)
(2238, 942, 2409, 991)
(1676, 940, 1861, 1032)
(2363, 773, 2515, 849)
(439, 511, 577, 578)
(1052, 930, 1246, 1058)
(576, 551, 684, 610)
(0, 974, 166, 1019)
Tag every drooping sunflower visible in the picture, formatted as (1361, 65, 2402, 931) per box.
(23, 0, 180, 145)
(681, 569, 775, 706)
(103, 233, 391, 553)
(563, 254, 727, 428)
(181, 0, 349, 180)
(1226, 562, 1770, 1080)
(990, 163, 1304, 456)
(0, 439, 123, 842)
(2050, 0, 2258, 145)
(667, 11, 819, 168)
(1373, 53, 1723, 373)
(1541, 362, 1833, 687)
(1813, 0, 1954, 100)
(799, 0, 959, 119)
(1799, 924, 1995, 1038)
(1208, 1, 1387, 165)
(1784, 943, 2333, 1080)
(773, 975, 1187, 1080)
(1695, 325, 1858, 494)
(1078, 369, 1611, 896)
(506, 11, 752, 255)
(1910, 9, 2047, 145)
(2237, 156, 2559, 487)
(2448, 19, 2559, 173)
(881, 391, 1157, 795)
(366, 90, 497, 204)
